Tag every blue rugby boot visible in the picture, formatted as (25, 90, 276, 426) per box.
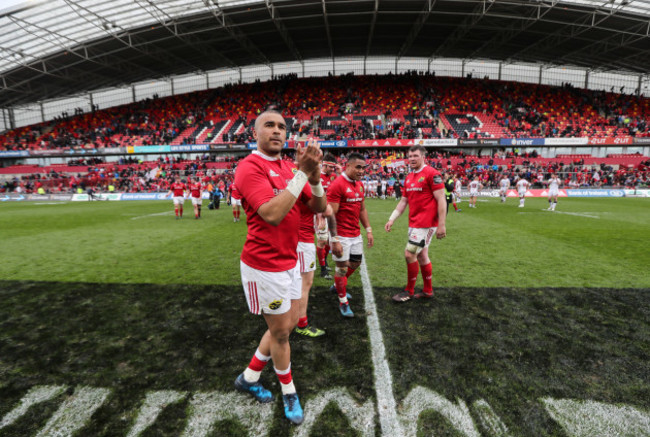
(234, 373, 274, 403)
(339, 302, 354, 318)
(282, 392, 304, 425)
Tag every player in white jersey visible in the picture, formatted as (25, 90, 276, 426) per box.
(454, 177, 462, 203)
(369, 179, 378, 198)
(498, 176, 510, 203)
(380, 178, 388, 199)
(546, 174, 562, 211)
(468, 176, 482, 208)
(516, 178, 530, 207)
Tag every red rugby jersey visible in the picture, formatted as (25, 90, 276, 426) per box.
(326, 173, 364, 238)
(403, 165, 444, 228)
(170, 182, 186, 197)
(235, 152, 310, 272)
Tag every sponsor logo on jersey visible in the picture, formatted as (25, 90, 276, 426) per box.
(269, 170, 279, 177)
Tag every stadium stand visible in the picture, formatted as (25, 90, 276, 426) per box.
(1, 74, 649, 152)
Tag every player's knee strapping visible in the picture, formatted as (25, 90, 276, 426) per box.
(406, 239, 425, 255)
(349, 254, 362, 263)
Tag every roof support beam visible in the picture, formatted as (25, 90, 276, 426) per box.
(365, 0, 379, 59)
(265, 0, 303, 63)
(465, 1, 557, 61)
(322, 0, 334, 62)
(206, 0, 271, 67)
(429, 0, 495, 60)
(397, 0, 437, 60)
(62, 0, 173, 79)
(132, 0, 238, 70)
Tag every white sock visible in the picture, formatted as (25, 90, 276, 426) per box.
(243, 349, 270, 383)
(274, 365, 296, 395)
(243, 368, 261, 383)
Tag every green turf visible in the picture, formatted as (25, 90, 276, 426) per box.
(1, 198, 648, 287)
(0, 197, 649, 436)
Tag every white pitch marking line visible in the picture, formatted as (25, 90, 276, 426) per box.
(130, 211, 174, 220)
(541, 210, 600, 219)
(360, 258, 404, 437)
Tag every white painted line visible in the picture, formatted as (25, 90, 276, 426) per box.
(359, 258, 404, 437)
(0, 385, 66, 429)
(181, 391, 273, 437)
(36, 386, 111, 437)
(539, 209, 600, 219)
(473, 399, 512, 436)
(130, 211, 174, 220)
(294, 388, 375, 437)
(542, 397, 650, 437)
(400, 387, 480, 437)
(126, 390, 187, 437)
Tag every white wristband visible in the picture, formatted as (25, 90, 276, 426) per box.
(366, 227, 373, 233)
(389, 209, 400, 222)
(310, 182, 324, 197)
(286, 170, 308, 198)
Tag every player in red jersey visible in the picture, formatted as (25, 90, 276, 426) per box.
(326, 153, 374, 318)
(188, 177, 204, 219)
(315, 153, 338, 279)
(233, 111, 326, 425)
(230, 182, 242, 222)
(296, 200, 342, 337)
(166, 175, 187, 219)
(384, 145, 447, 302)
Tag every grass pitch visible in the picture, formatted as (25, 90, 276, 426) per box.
(0, 197, 648, 436)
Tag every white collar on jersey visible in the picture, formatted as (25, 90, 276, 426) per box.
(252, 150, 280, 161)
(342, 172, 355, 183)
(412, 164, 426, 174)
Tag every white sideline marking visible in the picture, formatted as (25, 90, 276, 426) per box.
(359, 259, 404, 437)
(517, 210, 600, 219)
(294, 388, 375, 437)
(400, 386, 480, 437)
(126, 390, 187, 437)
(36, 386, 111, 437)
(0, 385, 66, 429)
(181, 391, 273, 437)
(473, 399, 512, 436)
(131, 211, 174, 220)
(548, 210, 600, 219)
(542, 398, 650, 437)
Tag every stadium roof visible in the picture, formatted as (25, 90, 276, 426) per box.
(1, 0, 649, 108)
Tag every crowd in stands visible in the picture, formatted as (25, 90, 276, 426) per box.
(3, 148, 647, 195)
(1, 72, 649, 152)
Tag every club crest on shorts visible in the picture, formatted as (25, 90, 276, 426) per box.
(310, 261, 315, 268)
(268, 299, 283, 310)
